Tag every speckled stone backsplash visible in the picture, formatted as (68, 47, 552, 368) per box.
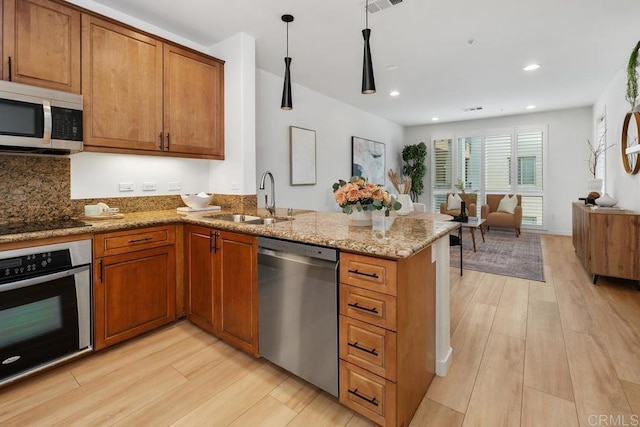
(0, 155, 257, 223)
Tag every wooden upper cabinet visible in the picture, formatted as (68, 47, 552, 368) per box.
(2, 0, 80, 92)
(81, 15, 164, 152)
(81, 15, 224, 159)
(164, 44, 224, 159)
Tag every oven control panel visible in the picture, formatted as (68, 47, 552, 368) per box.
(0, 250, 72, 284)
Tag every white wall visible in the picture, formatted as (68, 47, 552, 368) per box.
(594, 69, 640, 211)
(255, 69, 406, 212)
(67, 1, 256, 198)
(208, 33, 257, 195)
(406, 107, 593, 235)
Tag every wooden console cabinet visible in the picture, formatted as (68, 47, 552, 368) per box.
(338, 247, 436, 427)
(572, 202, 640, 286)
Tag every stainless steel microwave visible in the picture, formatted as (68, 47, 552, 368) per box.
(0, 81, 83, 155)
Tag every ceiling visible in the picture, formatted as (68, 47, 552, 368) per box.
(87, 0, 640, 126)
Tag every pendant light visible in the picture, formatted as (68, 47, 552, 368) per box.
(281, 14, 294, 110)
(362, 0, 376, 94)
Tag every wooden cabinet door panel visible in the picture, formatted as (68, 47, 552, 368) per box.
(3, 0, 80, 92)
(94, 245, 176, 350)
(164, 44, 224, 158)
(82, 15, 163, 151)
(185, 225, 218, 333)
(218, 231, 257, 355)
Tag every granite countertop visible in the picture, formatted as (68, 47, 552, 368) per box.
(0, 209, 459, 259)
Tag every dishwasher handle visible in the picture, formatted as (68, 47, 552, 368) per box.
(258, 247, 338, 271)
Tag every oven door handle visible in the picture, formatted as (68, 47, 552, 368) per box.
(0, 265, 90, 292)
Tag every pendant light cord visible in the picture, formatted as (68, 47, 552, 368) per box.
(286, 22, 289, 57)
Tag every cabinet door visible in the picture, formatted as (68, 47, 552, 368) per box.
(185, 225, 219, 334)
(164, 44, 224, 159)
(218, 231, 257, 355)
(81, 15, 163, 152)
(3, 0, 80, 92)
(94, 245, 176, 350)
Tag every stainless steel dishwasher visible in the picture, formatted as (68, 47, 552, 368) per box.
(258, 237, 339, 397)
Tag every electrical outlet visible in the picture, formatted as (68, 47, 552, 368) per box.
(168, 181, 182, 191)
(142, 182, 157, 191)
(119, 182, 134, 192)
(231, 182, 240, 191)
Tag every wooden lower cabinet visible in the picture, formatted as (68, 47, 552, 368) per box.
(93, 226, 177, 350)
(339, 247, 436, 427)
(185, 225, 258, 356)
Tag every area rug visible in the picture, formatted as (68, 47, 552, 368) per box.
(450, 230, 545, 282)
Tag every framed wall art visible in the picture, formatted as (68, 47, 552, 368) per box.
(290, 126, 317, 185)
(352, 136, 385, 185)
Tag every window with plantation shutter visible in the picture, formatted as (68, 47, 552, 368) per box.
(517, 132, 543, 192)
(433, 139, 452, 190)
(458, 137, 481, 193)
(484, 134, 512, 193)
(432, 138, 453, 211)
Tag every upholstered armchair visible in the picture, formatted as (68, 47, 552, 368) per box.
(440, 193, 477, 217)
(481, 194, 522, 237)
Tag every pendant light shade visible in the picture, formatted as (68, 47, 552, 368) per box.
(362, 1, 376, 94)
(281, 14, 294, 110)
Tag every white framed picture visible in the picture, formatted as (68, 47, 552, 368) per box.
(290, 126, 317, 185)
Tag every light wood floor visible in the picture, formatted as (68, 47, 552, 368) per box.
(2, 235, 640, 426)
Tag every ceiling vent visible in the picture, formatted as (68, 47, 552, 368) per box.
(366, 0, 404, 13)
(462, 106, 484, 112)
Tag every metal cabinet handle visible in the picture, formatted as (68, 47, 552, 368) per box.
(99, 259, 103, 283)
(348, 269, 379, 279)
(128, 237, 153, 244)
(348, 388, 379, 407)
(211, 231, 219, 254)
(347, 302, 379, 314)
(166, 133, 170, 150)
(8, 56, 12, 81)
(348, 341, 378, 356)
(159, 132, 164, 150)
(209, 231, 214, 253)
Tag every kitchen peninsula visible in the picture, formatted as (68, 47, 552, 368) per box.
(0, 209, 457, 427)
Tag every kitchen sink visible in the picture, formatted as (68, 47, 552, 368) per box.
(204, 214, 262, 222)
(204, 213, 292, 225)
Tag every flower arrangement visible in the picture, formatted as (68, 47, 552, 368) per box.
(332, 176, 401, 216)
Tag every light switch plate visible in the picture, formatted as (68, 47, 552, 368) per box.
(142, 182, 157, 191)
(119, 182, 134, 192)
(168, 181, 182, 191)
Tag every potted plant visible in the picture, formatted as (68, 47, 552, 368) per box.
(586, 131, 613, 197)
(401, 142, 427, 202)
(626, 40, 640, 112)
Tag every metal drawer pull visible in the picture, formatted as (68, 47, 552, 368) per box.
(348, 341, 378, 356)
(348, 388, 379, 407)
(348, 269, 379, 279)
(128, 237, 153, 244)
(347, 302, 379, 314)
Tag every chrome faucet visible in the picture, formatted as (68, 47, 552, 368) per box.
(259, 171, 276, 216)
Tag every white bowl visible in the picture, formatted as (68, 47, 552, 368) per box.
(181, 193, 214, 209)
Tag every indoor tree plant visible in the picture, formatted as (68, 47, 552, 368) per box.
(401, 142, 427, 202)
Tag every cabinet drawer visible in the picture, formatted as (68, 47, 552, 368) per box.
(340, 315, 397, 381)
(94, 225, 175, 257)
(340, 253, 397, 295)
(340, 284, 397, 331)
(340, 360, 396, 427)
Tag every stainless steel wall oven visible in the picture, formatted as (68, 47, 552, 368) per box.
(0, 239, 92, 387)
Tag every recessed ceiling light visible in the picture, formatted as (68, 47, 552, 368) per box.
(390, 90, 400, 97)
(386, 65, 398, 71)
(432, 117, 440, 121)
(523, 64, 540, 71)
(526, 105, 536, 110)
